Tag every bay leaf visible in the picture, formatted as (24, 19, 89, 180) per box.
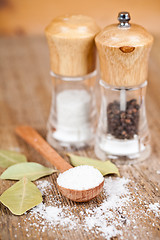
(0, 162, 57, 181)
(0, 177, 42, 215)
(0, 150, 27, 168)
(68, 154, 120, 177)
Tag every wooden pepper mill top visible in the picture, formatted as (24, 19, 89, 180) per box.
(95, 12, 153, 87)
(45, 15, 100, 77)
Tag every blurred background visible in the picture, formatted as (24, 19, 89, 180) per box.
(0, 0, 160, 130)
(0, 0, 160, 36)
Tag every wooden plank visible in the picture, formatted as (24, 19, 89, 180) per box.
(0, 36, 160, 239)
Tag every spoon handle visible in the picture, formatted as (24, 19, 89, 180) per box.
(15, 125, 72, 173)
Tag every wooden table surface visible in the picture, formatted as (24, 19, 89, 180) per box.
(0, 35, 160, 240)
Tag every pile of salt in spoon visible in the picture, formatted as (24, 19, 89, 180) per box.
(57, 165, 104, 202)
(57, 165, 104, 190)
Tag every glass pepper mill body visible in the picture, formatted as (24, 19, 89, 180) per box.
(95, 12, 153, 164)
(45, 15, 100, 151)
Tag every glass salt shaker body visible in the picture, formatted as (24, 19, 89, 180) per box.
(95, 12, 153, 164)
(45, 15, 100, 151)
(47, 70, 97, 150)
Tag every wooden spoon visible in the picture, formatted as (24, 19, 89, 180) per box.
(15, 126, 104, 202)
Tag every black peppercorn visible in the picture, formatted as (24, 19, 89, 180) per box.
(107, 99, 140, 139)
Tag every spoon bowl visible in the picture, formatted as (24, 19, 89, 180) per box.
(58, 180, 104, 202)
(15, 126, 104, 202)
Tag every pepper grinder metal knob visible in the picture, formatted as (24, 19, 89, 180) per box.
(118, 11, 131, 28)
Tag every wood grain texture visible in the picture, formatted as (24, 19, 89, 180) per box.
(95, 23, 153, 86)
(0, 35, 159, 239)
(45, 15, 100, 76)
(58, 180, 104, 202)
(15, 125, 72, 173)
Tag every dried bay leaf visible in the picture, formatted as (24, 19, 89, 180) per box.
(0, 177, 42, 215)
(68, 154, 120, 177)
(0, 162, 57, 181)
(0, 150, 27, 168)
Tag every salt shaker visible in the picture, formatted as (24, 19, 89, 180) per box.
(45, 15, 100, 150)
(95, 12, 153, 164)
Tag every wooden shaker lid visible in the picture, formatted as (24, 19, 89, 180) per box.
(45, 15, 100, 76)
(95, 12, 153, 87)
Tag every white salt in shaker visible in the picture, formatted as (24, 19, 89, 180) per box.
(45, 15, 100, 150)
(95, 12, 153, 164)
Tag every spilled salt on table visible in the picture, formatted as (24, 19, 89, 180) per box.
(18, 178, 159, 240)
(22, 178, 130, 239)
(147, 202, 160, 217)
(36, 180, 53, 194)
(57, 165, 104, 190)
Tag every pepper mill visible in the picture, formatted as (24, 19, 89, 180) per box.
(95, 12, 153, 164)
(45, 15, 100, 150)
